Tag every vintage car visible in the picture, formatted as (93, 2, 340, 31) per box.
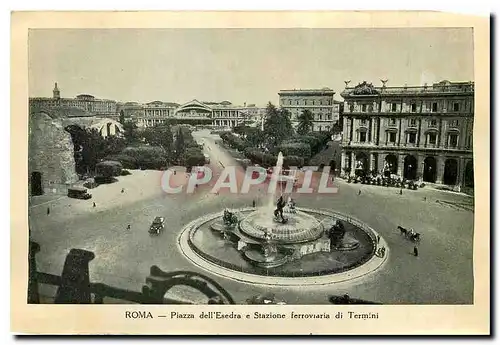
(246, 293, 287, 305)
(149, 216, 165, 235)
(67, 187, 92, 200)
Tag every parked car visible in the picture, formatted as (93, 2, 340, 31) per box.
(246, 293, 287, 305)
(149, 216, 165, 235)
(67, 187, 92, 200)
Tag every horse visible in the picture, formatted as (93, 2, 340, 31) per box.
(398, 226, 421, 243)
(398, 226, 408, 236)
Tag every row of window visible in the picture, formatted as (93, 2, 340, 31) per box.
(357, 131, 459, 147)
(358, 118, 460, 127)
(213, 111, 244, 118)
(31, 100, 116, 112)
(281, 99, 333, 106)
(292, 114, 333, 121)
(356, 101, 465, 113)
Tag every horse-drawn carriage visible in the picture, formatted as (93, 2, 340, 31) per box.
(398, 226, 421, 243)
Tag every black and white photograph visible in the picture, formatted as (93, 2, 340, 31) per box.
(11, 11, 490, 335)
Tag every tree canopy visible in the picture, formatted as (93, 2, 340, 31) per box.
(262, 102, 294, 148)
(296, 109, 314, 135)
(142, 124, 173, 154)
(122, 120, 140, 145)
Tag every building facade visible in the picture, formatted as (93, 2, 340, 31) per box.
(340, 80, 474, 189)
(174, 100, 248, 128)
(278, 88, 339, 132)
(29, 83, 117, 118)
(135, 101, 179, 127)
(242, 104, 267, 128)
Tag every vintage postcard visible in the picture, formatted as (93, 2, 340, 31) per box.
(11, 11, 490, 335)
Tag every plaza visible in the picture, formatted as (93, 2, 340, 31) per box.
(29, 130, 474, 305)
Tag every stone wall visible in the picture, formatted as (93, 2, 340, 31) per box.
(29, 112, 79, 195)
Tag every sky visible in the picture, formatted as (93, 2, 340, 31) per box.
(28, 28, 474, 106)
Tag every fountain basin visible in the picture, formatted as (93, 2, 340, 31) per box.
(239, 210, 324, 244)
(184, 208, 382, 279)
(244, 249, 288, 268)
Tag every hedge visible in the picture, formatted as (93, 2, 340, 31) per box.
(185, 147, 205, 168)
(121, 145, 169, 170)
(244, 148, 277, 167)
(277, 142, 311, 158)
(281, 132, 330, 156)
(283, 155, 305, 168)
(220, 132, 247, 151)
(104, 153, 138, 170)
(95, 160, 123, 178)
(243, 149, 304, 168)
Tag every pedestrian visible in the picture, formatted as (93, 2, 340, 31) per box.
(423, 196, 427, 201)
(252, 200, 256, 208)
(413, 246, 419, 257)
(127, 224, 131, 230)
(121, 188, 125, 193)
(358, 190, 361, 196)
(46, 207, 50, 215)
(93, 202, 96, 208)
(377, 235, 380, 244)
(399, 188, 403, 195)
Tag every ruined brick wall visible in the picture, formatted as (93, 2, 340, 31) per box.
(29, 112, 79, 195)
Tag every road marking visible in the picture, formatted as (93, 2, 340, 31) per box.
(29, 196, 66, 209)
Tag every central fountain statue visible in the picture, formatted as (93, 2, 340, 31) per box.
(273, 195, 287, 224)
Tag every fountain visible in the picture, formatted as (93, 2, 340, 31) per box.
(207, 152, 359, 269)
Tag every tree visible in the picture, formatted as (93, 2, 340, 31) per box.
(184, 147, 205, 168)
(331, 121, 342, 135)
(174, 127, 186, 164)
(263, 102, 294, 148)
(81, 128, 106, 174)
(119, 110, 126, 125)
(297, 109, 314, 135)
(103, 135, 126, 157)
(123, 120, 139, 145)
(245, 127, 264, 148)
(233, 124, 248, 136)
(142, 124, 173, 153)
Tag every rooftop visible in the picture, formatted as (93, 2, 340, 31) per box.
(279, 87, 335, 95)
(341, 80, 474, 97)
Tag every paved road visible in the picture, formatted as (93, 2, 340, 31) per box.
(29, 130, 474, 304)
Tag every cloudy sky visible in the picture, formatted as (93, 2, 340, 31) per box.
(28, 28, 474, 105)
